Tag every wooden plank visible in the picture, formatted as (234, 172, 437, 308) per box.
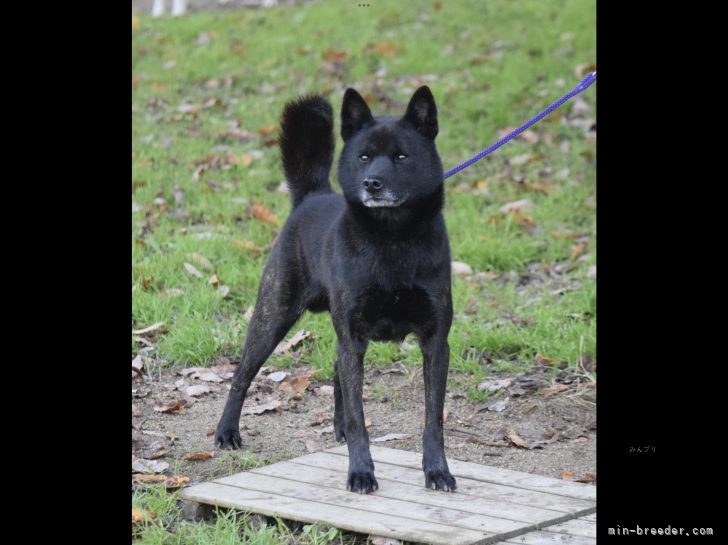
(503, 530, 597, 545)
(326, 445, 596, 503)
(180, 481, 493, 545)
(579, 513, 596, 522)
(541, 519, 596, 539)
(290, 452, 595, 516)
(214, 470, 530, 538)
(252, 461, 572, 528)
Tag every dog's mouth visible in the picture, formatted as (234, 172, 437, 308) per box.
(363, 197, 404, 208)
(360, 189, 406, 208)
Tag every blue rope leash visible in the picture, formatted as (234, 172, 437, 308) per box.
(443, 71, 597, 179)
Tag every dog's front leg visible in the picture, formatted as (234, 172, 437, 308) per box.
(419, 331, 457, 491)
(336, 340, 378, 493)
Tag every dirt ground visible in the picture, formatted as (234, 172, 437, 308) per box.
(132, 359, 596, 487)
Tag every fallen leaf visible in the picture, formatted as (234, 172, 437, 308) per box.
(562, 470, 596, 482)
(132, 508, 158, 526)
(322, 48, 347, 62)
(247, 430, 258, 436)
(197, 373, 223, 383)
(182, 263, 204, 280)
(314, 385, 334, 398)
(161, 288, 185, 297)
(451, 261, 473, 276)
(226, 153, 254, 167)
(508, 434, 531, 449)
(231, 238, 265, 252)
(487, 397, 510, 412)
(240, 398, 281, 415)
(587, 265, 596, 279)
(278, 369, 321, 394)
(499, 199, 534, 214)
(182, 452, 215, 461)
(273, 329, 314, 354)
(133, 322, 166, 335)
(132, 474, 167, 484)
(365, 418, 372, 428)
(136, 441, 168, 460)
(252, 204, 279, 226)
(321, 425, 335, 434)
(153, 400, 182, 413)
(163, 476, 191, 488)
(267, 371, 288, 382)
(539, 384, 570, 396)
(186, 385, 211, 397)
(570, 242, 588, 260)
(132, 459, 170, 474)
(306, 440, 322, 453)
(477, 378, 514, 392)
(292, 430, 317, 438)
(208, 274, 223, 287)
(442, 410, 448, 423)
(371, 434, 411, 442)
(575, 63, 597, 78)
(258, 125, 277, 137)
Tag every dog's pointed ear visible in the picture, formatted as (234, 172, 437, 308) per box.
(402, 86, 438, 140)
(341, 88, 374, 141)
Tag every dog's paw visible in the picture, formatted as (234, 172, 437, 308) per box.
(346, 470, 378, 494)
(215, 427, 243, 450)
(424, 467, 457, 491)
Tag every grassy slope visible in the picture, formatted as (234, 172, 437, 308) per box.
(132, 1, 595, 540)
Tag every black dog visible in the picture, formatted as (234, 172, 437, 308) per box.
(215, 86, 456, 493)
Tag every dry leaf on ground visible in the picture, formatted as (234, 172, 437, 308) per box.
(240, 398, 281, 416)
(186, 253, 212, 271)
(182, 452, 215, 461)
(451, 261, 473, 276)
(539, 384, 570, 396)
(197, 373, 223, 383)
(132, 474, 167, 484)
(278, 369, 321, 394)
(133, 322, 165, 335)
(306, 440, 322, 453)
(292, 430, 317, 438)
(183, 263, 203, 278)
(273, 329, 313, 354)
(371, 434, 411, 442)
(314, 385, 334, 398)
(267, 371, 288, 382)
(562, 471, 596, 482)
(487, 397, 510, 412)
(161, 288, 185, 297)
(477, 378, 514, 392)
(231, 238, 265, 252)
(186, 385, 211, 397)
(163, 476, 190, 488)
(252, 204, 279, 226)
(132, 508, 158, 527)
(153, 400, 182, 413)
(132, 459, 170, 473)
(499, 199, 534, 214)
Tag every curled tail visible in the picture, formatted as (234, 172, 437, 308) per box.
(279, 94, 336, 208)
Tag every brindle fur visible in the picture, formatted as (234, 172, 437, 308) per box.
(215, 87, 457, 493)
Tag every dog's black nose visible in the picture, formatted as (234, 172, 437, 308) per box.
(363, 177, 383, 193)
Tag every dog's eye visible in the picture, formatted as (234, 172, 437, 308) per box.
(396, 154, 408, 162)
(359, 155, 370, 162)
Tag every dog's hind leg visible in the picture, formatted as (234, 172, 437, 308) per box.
(419, 330, 457, 491)
(333, 359, 346, 441)
(215, 275, 303, 449)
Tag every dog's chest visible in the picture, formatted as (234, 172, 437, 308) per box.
(351, 285, 435, 342)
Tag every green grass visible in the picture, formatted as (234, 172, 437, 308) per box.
(132, 1, 595, 541)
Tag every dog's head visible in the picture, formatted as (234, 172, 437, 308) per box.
(337, 86, 444, 212)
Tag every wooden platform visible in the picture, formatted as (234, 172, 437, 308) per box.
(180, 445, 596, 545)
